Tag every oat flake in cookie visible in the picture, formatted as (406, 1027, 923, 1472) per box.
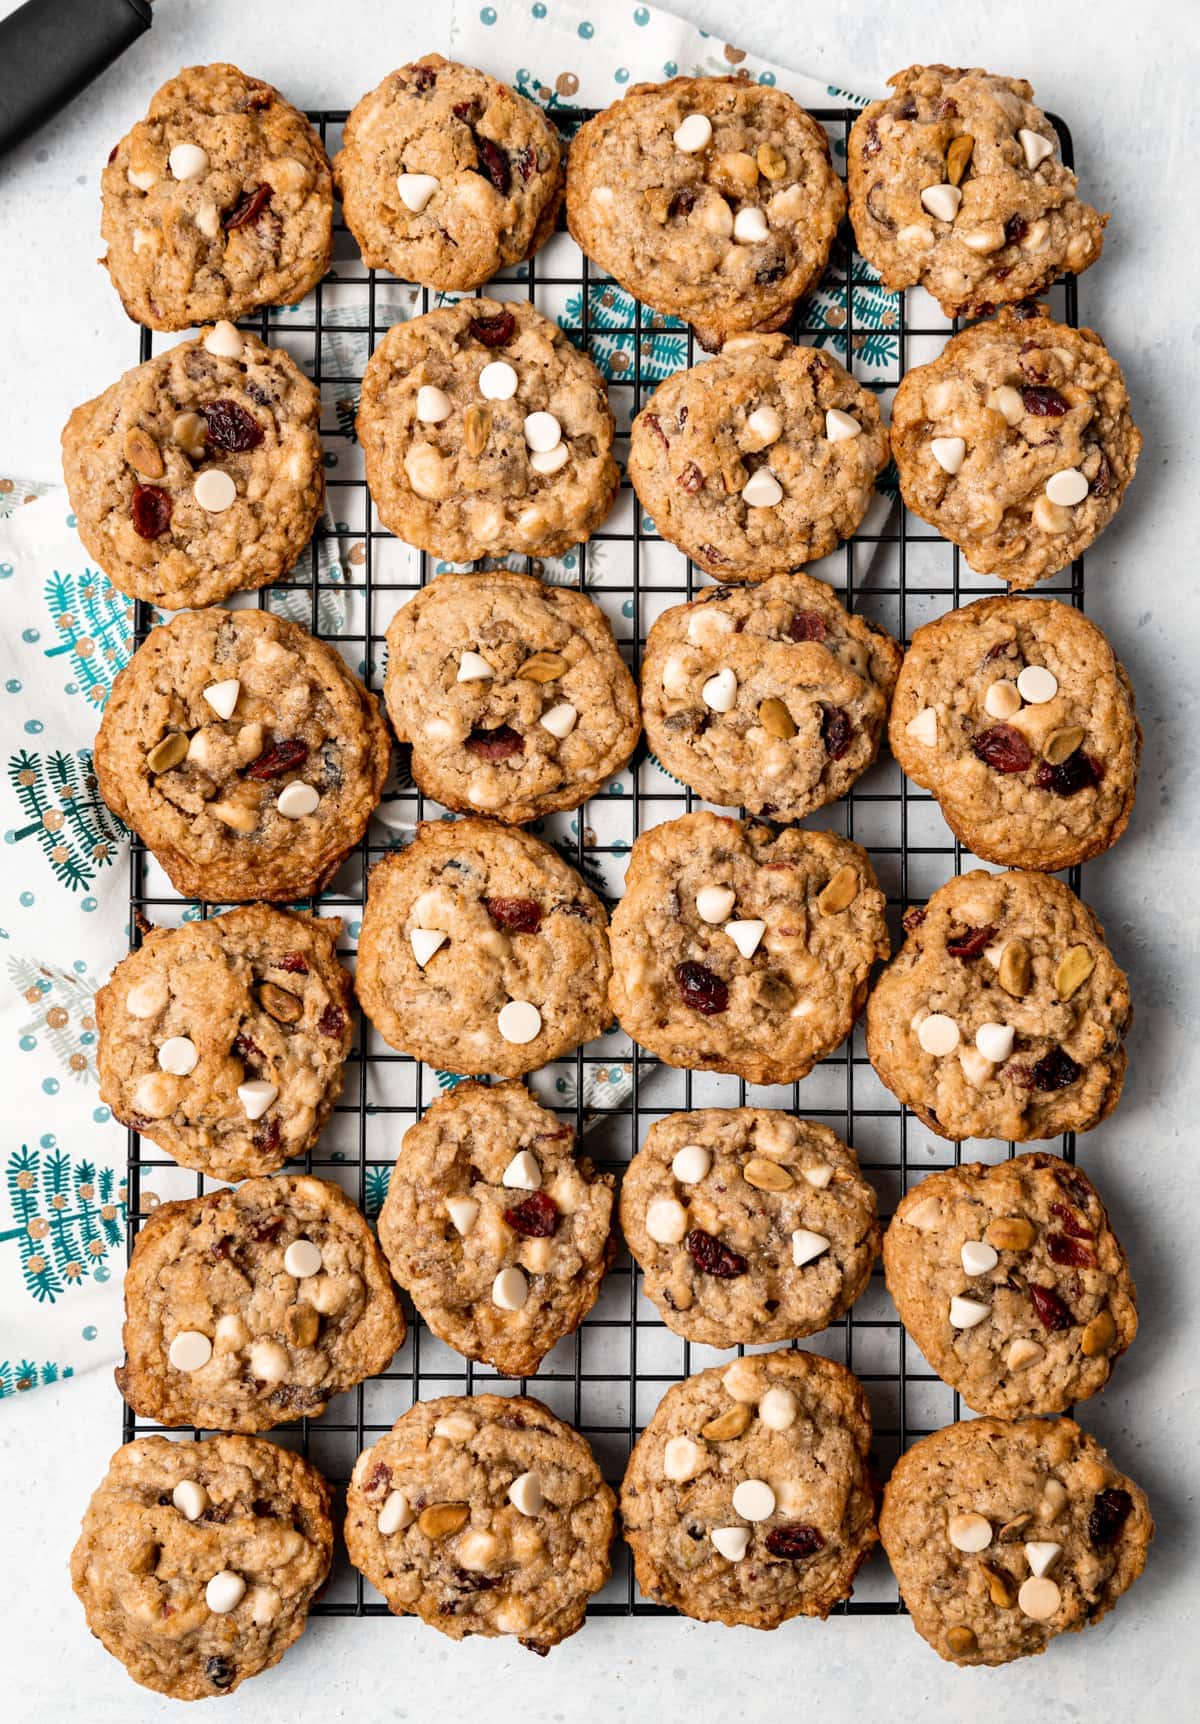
(884, 1154, 1136, 1418)
(848, 65, 1105, 320)
(866, 869, 1131, 1142)
(643, 572, 901, 819)
(568, 77, 844, 351)
(608, 812, 888, 1086)
(383, 571, 639, 823)
(628, 337, 890, 583)
(62, 326, 323, 613)
(70, 1435, 332, 1699)
(357, 298, 618, 564)
(116, 1176, 404, 1432)
(346, 1394, 615, 1650)
(890, 308, 1141, 588)
(621, 1110, 879, 1348)
(891, 596, 1140, 870)
(101, 63, 332, 331)
(94, 608, 389, 904)
(96, 906, 353, 1181)
(334, 55, 563, 291)
(880, 1417, 1152, 1666)
(355, 818, 611, 1077)
(378, 1082, 613, 1376)
(621, 1351, 877, 1627)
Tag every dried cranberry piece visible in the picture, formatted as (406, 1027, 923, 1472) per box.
(485, 896, 542, 933)
(863, 118, 881, 158)
(520, 1639, 552, 1658)
(412, 64, 438, 91)
(821, 705, 853, 761)
(686, 1228, 747, 1278)
(476, 136, 511, 195)
(1004, 214, 1028, 246)
(451, 101, 476, 121)
(674, 961, 728, 1016)
(677, 462, 704, 493)
(1021, 385, 1069, 417)
(1047, 1232, 1095, 1268)
(516, 146, 536, 183)
(902, 906, 927, 933)
(211, 1235, 232, 1260)
(1034, 749, 1100, 796)
(1055, 1166, 1093, 1210)
(201, 398, 264, 452)
(755, 260, 786, 285)
(202, 1503, 232, 1525)
(233, 1032, 262, 1061)
(131, 484, 172, 540)
(1030, 1047, 1082, 1090)
(365, 1462, 392, 1495)
(248, 739, 309, 779)
(700, 543, 728, 564)
(250, 1215, 284, 1243)
(253, 1118, 281, 1153)
(765, 1522, 826, 1559)
(788, 610, 827, 642)
(504, 1191, 559, 1237)
(1050, 1200, 1094, 1240)
(318, 1004, 346, 1038)
(643, 413, 669, 451)
(279, 952, 310, 974)
(453, 1568, 501, 1592)
(205, 1656, 236, 1690)
(267, 1383, 322, 1411)
(465, 724, 525, 761)
(668, 188, 696, 219)
(896, 95, 918, 120)
(935, 96, 959, 118)
(468, 310, 516, 347)
(946, 925, 997, 959)
(1029, 1283, 1073, 1331)
(1090, 455, 1111, 497)
(1011, 300, 1042, 322)
(972, 725, 1033, 773)
(1088, 1488, 1133, 1546)
(223, 183, 274, 230)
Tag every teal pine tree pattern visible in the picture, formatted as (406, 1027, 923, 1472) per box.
(8, 954, 102, 1083)
(42, 570, 133, 709)
(798, 254, 901, 378)
(2, 1142, 126, 1303)
(513, 68, 579, 117)
(0, 1359, 73, 1396)
(6, 747, 124, 890)
(364, 1165, 391, 1220)
(558, 286, 689, 385)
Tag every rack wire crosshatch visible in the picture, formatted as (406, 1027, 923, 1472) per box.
(121, 107, 1084, 1620)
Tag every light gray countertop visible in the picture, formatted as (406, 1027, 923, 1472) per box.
(0, 1, 1195, 1719)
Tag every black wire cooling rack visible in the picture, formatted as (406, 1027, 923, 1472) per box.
(121, 107, 1084, 1618)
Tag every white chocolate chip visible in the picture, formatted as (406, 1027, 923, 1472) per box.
(699, 195, 734, 237)
(949, 1295, 990, 1329)
(948, 1511, 993, 1553)
(1018, 128, 1055, 170)
(502, 1149, 542, 1191)
(283, 1238, 323, 1279)
(248, 1339, 288, 1386)
(988, 385, 1025, 426)
(1044, 468, 1089, 507)
(1023, 218, 1050, 251)
(696, 885, 736, 924)
(530, 442, 569, 475)
(724, 919, 765, 959)
(1018, 1576, 1061, 1621)
(126, 975, 168, 1019)
(801, 1163, 833, 1190)
(410, 928, 448, 967)
(508, 1471, 543, 1516)
(1041, 1480, 1069, 1521)
(671, 1143, 712, 1184)
(479, 361, 518, 401)
(446, 1196, 479, 1236)
(758, 1387, 797, 1431)
(920, 183, 963, 221)
(497, 1000, 541, 1044)
(127, 167, 157, 191)
(664, 1436, 704, 1483)
(1006, 1337, 1045, 1371)
(825, 408, 862, 442)
(433, 1412, 476, 1443)
(457, 650, 494, 682)
(1024, 1541, 1062, 1578)
(237, 1079, 278, 1121)
(523, 411, 562, 453)
(397, 171, 439, 212)
(203, 679, 240, 720)
(975, 1022, 1015, 1063)
(540, 701, 577, 738)
(416, 384, 452, 423)
(1033, 494, 1074, 534)
(169, 143, 209, 181)
(158, 1035, 198, 1076)
(249, 1585, 280, 1627)
(984, 678, 1022, 720)
(903, 1194, 941, 1231)
(1016, 664, 1058, 703)
(732, 206, 769, 244)
(172, 1480, 208, 1521)
(168, 1330, 212, 1372)
(205, 1571, 246, 1615)
(961, 225, 1005, 252)
(898, 222, 935, 249)
(721, 1358, 760, 1402)
(194, 200, 220, 239)
(917, 1014, 960, 1056)
(590, 185, 615, 209)
(673, 113, 713, 153)
(746, 405, 783, 445)
(791, 1228, 830, 1267)
(276, 782, 319, 819)
(741, 468, 782, 507)
(193, 469, 237, 513)
(215, 1313, 247, 1350)
(711, 1526, 750, 1562)
(732, 1479, 775, 1522)
(492, 1265, 528, 1310)
(203, 321, 245, 361)
(905, 707, 937, 746)
(701, 668, 738, 713)
(645, 1197, 688, 1245)
(961, 1239, 999, 1277)
(931, 436, 967, 475)
(959, 1045, 994, 1087)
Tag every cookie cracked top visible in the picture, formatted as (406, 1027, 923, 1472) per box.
(334, 55, 563, 290)
(890, 596, 1141, 872)
(357, 298, 619, 564)
(379, 1081, 614, 1376)
(346, 1394, 615, 1650)
(383, 571, 639, 823)
(884, 1154, 1136, 1418)
(848, 65, 1105, 319)
(643, 571, 901, 819)
(608, 812, 889, 1086)
(355, 818, 612, 1077)
(620, 1110, 879, 1347)
(620, 1351, 877, 1628)
(96, 906, 353, 1181)
(62, 325, 324, 612)
(628, 337, 890, 581)
(866, 869, 1131, 1142)
(568, 77, 845, 351)
(115, 1175, 404, 1432)
(880, 1417, 1152, 1667)
(101, 63, 332, 330)
(890, 309, 1141, 588)
(94, 608, 390, 904)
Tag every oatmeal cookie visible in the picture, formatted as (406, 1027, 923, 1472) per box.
(115, 1175, 404, 1432)
(890, 596, 1140, 870)
(62, 325, 323, 610)
(884, 1154, 1136, 1417)
(848, 65, 1105, 319)
(628, 337, 889, 581)
(642, 572, 901, 818)
(334, 55, 563, 290)
(568, 77, 845, 351)
(94, 608, 389, 904)
(620, 1110, 879, 1347)
(70, 1434, 332, 1699)
(866, 869, 1131, 1142)
(378, 1082, 613, 1376)
(355, 818, 611, 1077)
(96, 906, 353, 1181)
(383, 571, 639, 823)
(608, 812, 888, 1086)
(357, 298, 618, 564)
(101, 63, 332, 331)
(345, 1393, 615, 1650)
(621, 1351, 876, 1627)
(880, 1416, 1152, 1666)
(890, 309, 1141, 588)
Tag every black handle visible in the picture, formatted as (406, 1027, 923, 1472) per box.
(0, 0, 153, 161)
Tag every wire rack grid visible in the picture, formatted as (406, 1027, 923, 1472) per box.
(120, 106, 1084, 1620)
